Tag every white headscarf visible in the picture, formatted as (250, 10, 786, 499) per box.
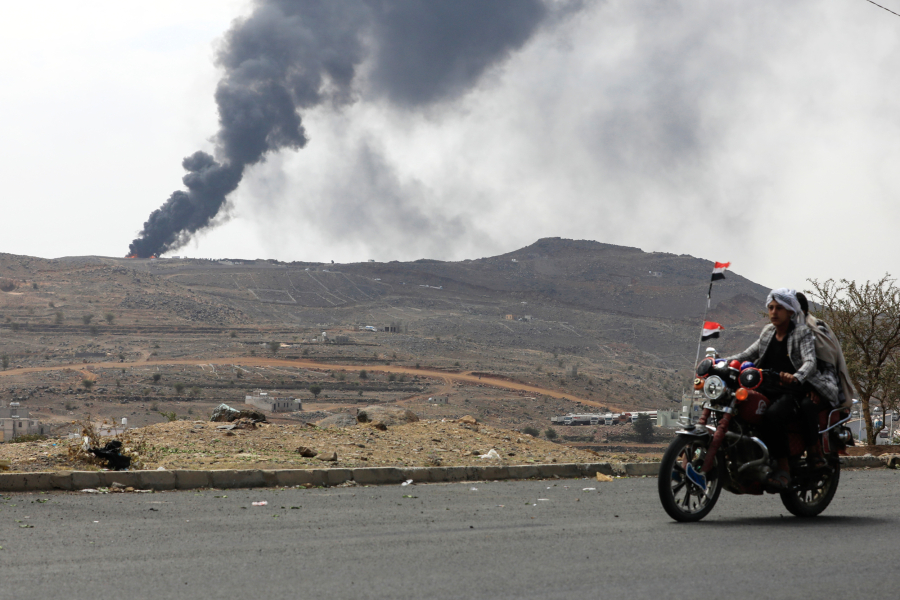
(766, 288, 805, 325)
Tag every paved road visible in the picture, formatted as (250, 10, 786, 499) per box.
(1, 470, 897, 600)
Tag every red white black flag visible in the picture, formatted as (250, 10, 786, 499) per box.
(701, 321, 724, 341)
(711, 261, 730, 282)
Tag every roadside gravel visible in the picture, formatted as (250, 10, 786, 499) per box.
(0, 418, 654, 473)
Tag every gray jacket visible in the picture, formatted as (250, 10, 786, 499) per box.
(726, 323, 841, 406)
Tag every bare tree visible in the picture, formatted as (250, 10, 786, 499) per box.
(808, 275, 900, 445)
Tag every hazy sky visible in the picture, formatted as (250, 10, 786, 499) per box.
(2, 0, 899, 291)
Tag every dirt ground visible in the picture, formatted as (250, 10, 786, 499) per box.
(845, 445, 900, 457)
(0, 249, 722, 473)
(0, 417, 655, 474)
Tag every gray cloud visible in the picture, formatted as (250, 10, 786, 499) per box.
(128, 0, 552, 257)
(364, 0, 547, 106)
(246, 0, 898, 289)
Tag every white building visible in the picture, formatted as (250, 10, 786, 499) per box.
(0, 401, 50, 441)
(245, 390, 301, 413)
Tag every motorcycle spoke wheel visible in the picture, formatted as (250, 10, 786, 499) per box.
(658, 435, 723, 522)
(780, 460, 840, 518)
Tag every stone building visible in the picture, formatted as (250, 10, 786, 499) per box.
(0, 401, 50, 441)
(244, 390, 301, 413)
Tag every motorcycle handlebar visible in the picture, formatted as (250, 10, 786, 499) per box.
(756, 368, 802, 390)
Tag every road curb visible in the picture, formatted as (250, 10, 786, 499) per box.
(0, 462, 624, 492)
(1, 457, 891, 492)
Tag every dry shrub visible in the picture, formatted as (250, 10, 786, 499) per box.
(66, 417, 147, 470)
(67, 417, 104, 468)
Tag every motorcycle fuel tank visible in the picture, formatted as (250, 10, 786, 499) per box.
(737, 390, 771, 425)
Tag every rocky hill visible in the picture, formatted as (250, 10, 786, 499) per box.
(0, 239, 771, 430)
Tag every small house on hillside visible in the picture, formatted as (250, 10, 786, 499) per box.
(0, 402, 50, 441)
(245, 390, 301, 413)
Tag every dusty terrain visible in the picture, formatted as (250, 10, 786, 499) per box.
(1, 416, 655, 474)
(0, 239, 768, 470)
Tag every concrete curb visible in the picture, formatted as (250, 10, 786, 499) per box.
(1, 457, 891, 492)
(0, 462, 622, 492)
(839, 455, 895, 469)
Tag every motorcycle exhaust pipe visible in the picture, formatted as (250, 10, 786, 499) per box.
(731, 435, 771, 475)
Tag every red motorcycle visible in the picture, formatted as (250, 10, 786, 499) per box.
(658, 355, 854, 522)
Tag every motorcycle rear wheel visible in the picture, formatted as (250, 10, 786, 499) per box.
(658, 434, 723, 522)
(779, 459, 840, 518)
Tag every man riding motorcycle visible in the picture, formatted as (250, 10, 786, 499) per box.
(724, 288, 839, 490)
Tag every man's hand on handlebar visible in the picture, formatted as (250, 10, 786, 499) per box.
(779, 372, 797, 385)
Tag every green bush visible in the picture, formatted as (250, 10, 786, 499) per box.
(523, 426, 540, 437)
(633, 413, 654, 443)
(544, 428, 558, 440)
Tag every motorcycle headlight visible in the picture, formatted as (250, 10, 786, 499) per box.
(702, 375, 727, 402)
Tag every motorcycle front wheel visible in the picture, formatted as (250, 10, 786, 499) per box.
(780, 459, 840, 518)
(658, 434, 723, 522)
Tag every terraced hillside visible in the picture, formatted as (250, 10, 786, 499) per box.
(0, 239, 771, 437)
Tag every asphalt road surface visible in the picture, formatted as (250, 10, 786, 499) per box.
(1, 470, 897, 600)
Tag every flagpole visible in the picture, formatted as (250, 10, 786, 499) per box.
(692, 284, 714, 369)
(693, 262, 729, 368)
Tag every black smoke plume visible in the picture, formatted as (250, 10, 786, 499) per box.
(128, 0, 549, 258)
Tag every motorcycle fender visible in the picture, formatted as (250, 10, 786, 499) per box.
(675, 428, 710, 437)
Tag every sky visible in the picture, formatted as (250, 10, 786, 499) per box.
(1, 0, 899, 291)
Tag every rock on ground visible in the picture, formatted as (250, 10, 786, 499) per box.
(210, 403, 267, 423)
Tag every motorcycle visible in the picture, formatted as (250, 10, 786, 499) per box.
(658, 354, 854, 522)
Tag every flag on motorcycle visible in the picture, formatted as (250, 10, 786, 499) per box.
(701, 321, 724, 340)
(711, 261, 730, 281)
